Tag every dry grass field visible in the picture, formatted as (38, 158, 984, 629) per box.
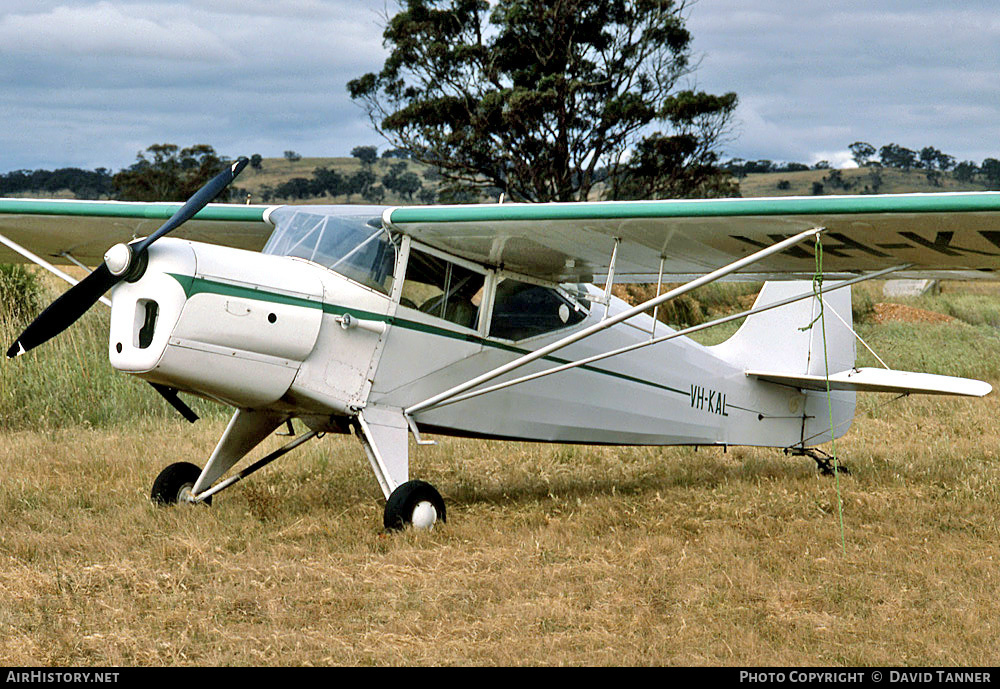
(2, 275, 1000, 666)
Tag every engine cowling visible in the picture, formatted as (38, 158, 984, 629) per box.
(108, 238, 324, 408)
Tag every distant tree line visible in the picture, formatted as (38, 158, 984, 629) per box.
(1, 144, 240, 202)
(0, 167, 114, 198)
(0, 143, 440, 204)
(113, 144, 239, 202)
(8, 139, 1000, 203)
(722, 159, 812, 178)
(848, 141, 1000, 190)
(723, 142, 1000, 191)
(249, 145, 440, 204)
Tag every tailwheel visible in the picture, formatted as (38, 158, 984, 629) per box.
(151, 461, 212, 506)
(384, 480, 445, 531)
(787, 447, 850, 477)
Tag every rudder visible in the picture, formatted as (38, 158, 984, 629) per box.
(711, 280, 857, 445)
(711, 280, 856, 376)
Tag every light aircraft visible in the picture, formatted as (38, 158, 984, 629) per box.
(1, 158, 996, 529)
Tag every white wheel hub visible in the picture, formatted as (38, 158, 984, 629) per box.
(411, 500, 438, 529)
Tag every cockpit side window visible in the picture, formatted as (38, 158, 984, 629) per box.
(400, 248, 485, 330)
(489, 277, 587, 341)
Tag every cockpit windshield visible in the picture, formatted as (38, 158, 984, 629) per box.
(263, 206, 397, 294)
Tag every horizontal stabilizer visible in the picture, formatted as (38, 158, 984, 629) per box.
(746, 367, 992, 397)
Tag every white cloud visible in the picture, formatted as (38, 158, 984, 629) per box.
(687, 0, 1000, 165)
(0, 1, 389, 170)
(809, 151, 859, 170)
(0, 2, 238, 62)
(2, 0, 1000, 173)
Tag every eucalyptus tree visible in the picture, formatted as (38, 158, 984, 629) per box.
(349, 0, 738, 202)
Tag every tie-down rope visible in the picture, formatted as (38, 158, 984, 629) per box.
(802, 236, 848, 554)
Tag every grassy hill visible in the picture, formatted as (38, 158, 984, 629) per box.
(234, 155, 435, 205)
(3, 153, 993, 203)
(238, 155, 990, 203)
(238, 156, 408, 191)
(740, 165, 989, 197)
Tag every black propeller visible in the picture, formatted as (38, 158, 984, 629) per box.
(6, 156, 249, 359)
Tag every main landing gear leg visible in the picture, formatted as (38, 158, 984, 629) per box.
(151, 409, 317, 506)
(352, 408, 445, 531)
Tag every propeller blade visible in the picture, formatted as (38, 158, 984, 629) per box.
(6, 263, 116, 358)
(131, 156, 250, 255)
(6, 156, 249, 359)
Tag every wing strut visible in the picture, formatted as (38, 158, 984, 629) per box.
(651, 255, 666, 338)
(416, 264, 910, 411)
(59, 251, 96, 275)
(601, 237, 621, 319)
(0, 231, 111, 307)
(405, 226, 826, 416)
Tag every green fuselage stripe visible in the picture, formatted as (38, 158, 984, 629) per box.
(168, 273, 688, 397)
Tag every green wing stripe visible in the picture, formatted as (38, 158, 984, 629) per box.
(389, 192, 1000, 224)
(0, 199, 272, 223)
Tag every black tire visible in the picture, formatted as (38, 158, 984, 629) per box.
(383, 480, 445, 531)
(150, 462, 211, 506)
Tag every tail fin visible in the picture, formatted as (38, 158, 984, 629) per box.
(711, 280, 856, 445)
(711, 280, 856, 376)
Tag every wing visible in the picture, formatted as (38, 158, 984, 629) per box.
(384, 192, 1000, 282)
(0, 198, 275, 265)
(13, 192, 1000, 280)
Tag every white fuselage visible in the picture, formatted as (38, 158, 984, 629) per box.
(108, 238, 852, 449)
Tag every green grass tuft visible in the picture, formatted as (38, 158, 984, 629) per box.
(1, 268, 229, 430)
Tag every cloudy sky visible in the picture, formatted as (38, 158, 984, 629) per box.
(1, 0, 998, 173)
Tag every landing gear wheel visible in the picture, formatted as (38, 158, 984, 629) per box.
(151, 462, 212, 506)
(384, 480, 445, 531)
